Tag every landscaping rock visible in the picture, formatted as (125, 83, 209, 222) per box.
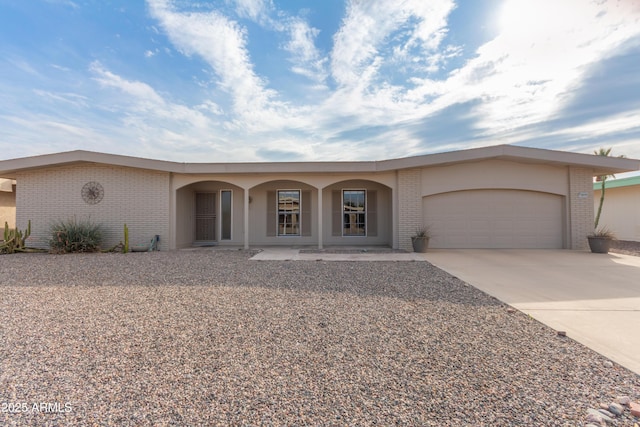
(597, 408, 615, 419)
(608, 402, 624, 416)
(586, 409, 605, 425)
(617, 396, 631, 406)
(1, 250, 639, 426)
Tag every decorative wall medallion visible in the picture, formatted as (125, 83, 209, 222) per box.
(81, 181, 104, 205)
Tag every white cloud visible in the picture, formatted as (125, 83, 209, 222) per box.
(444, 0, 640, 135)
(196, 100, 224, 116)
(146, 0, 282, 123)
(0, 114, 112, 155)
(9, 0, 634, 163)
(7, 57, 40, 76)
(284, 18, 328, 83)
(44, 0, 79, 9)
(312, 0, 464, 133)
(331, 0, 456, 88)
(229, 0, 272, 23)
(141, 0, 464, 149)
(50, 64, 71, 72)
(88, 62, 229, 153)
(551, 110, 640, 139)
(33, 90, 88, 108)
(90, 61, 164, 106)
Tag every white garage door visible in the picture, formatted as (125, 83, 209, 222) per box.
(423, 190, 564, 249)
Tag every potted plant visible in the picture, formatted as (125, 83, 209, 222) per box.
(411, 227, 431, 253)
(587, 228, 616, 254)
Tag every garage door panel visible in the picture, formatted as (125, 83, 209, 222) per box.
(424, 190, 564, 249)
(470, 219, 491, 229)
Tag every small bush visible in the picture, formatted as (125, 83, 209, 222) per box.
(589, 227, 617, 239)
(49, 218, 104, 253)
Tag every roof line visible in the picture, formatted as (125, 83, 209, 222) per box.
(594, 174, 640, 189)
(1, 145, 639, 178)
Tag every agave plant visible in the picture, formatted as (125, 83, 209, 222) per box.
(412, 226, 431, 238)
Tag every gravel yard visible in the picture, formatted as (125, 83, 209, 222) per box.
(611, 240, 640, 257)
(1, 250, 639, 426)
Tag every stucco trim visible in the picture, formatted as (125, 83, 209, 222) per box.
(1, 145, 638, 178)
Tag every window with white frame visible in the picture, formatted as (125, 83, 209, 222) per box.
(277, 190, 300, 236)
(343, 190, 366, 236)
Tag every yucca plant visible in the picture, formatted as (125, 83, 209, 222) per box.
(49, 218, 104, 253)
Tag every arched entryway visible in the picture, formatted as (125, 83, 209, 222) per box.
(322, 179, 393, 247)
(248, 179, 318, 246)
(175, 181, 244, 248)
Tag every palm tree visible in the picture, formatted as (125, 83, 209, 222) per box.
(593, 147, 625, 229)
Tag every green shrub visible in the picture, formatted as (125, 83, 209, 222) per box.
(49, 218, 104, 254)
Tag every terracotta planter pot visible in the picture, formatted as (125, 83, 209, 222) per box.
(411, 236, 430, 253)
(587, 236, 612, 254)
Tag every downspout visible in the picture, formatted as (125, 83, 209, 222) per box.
(244, 187, 250, 250)
(169, 173, 176, 250)
(317, 187, 323, 249)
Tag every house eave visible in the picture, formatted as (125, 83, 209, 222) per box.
(378, 144, 640, 175)
(0, 145, 639, 178)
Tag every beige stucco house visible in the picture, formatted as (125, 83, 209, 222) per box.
(0, 178, 16, 228)
(0, 144, 638, 251)
(594, 176, 640, 242)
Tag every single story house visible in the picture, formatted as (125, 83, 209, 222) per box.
(0, 178, 16, 228)
(0, 144, 638, 251)
(594, 175, 640, 242)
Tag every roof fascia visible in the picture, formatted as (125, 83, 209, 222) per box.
(0, 150, 381, 176)
(0, 150, 178, 177)
(1, 145, 639, 177)
(594, 175, 640, 190)
(377, 144, 640, 175)
(181, 161, 378, 174)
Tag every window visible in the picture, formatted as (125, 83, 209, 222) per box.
(277, 190, 300, 236)
(220, 190, 232, 240)
(343, 190, 366, 236)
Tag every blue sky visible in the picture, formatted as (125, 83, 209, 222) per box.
(0, 0, 639, 164)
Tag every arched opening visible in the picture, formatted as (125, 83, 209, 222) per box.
(322, 179, 393, 247)
(175, 181, 244, 248)
(248, 180, 318, 246)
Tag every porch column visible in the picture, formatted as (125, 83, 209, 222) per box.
(317, 188, 323, 249)
(244, 188, 250, 249)
(397, 169, 422, 252)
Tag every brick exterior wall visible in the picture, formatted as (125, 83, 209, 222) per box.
(568, 166, 594, 250)
(397, 169, 422, 251)
(16, 165, 170, 250)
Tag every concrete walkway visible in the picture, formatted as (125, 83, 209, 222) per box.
(423, 249, 640, 375)
(250, 247, 426, 262)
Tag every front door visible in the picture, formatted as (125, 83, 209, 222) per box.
(195, 192, 216, 242)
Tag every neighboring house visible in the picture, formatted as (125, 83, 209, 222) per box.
(0, 145, 638, 251)
(594, 176, 640, 242)
(0, 178, 16, 228)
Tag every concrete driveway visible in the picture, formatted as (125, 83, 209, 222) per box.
(424, 249, 640, 375)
